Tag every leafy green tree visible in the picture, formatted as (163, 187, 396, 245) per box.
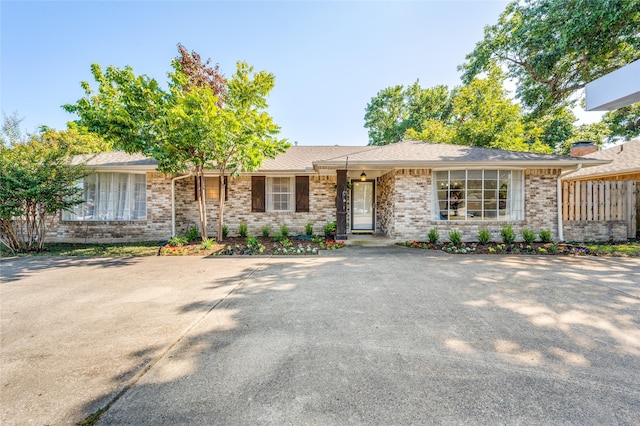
(558, 121, 610, 155)
(602, 104, 640, 143)
(523, 107, 577, 152)
(450, 65, 535, 151)
(64, 44, 288, 241)
(403, 67, 551, 153)
(38, 123, 112, 155)
(460, 0, 640, 115)
(0, 131, 87, 253)
(364, 83, 453, 146)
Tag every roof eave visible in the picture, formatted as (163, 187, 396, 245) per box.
(313, 159, 610, 171)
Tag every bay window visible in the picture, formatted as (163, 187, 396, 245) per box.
(433, 170, 523, 221)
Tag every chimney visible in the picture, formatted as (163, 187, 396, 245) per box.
(570, 141, 597, 157)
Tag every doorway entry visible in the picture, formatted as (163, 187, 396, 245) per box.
(351, 180, 374, 233)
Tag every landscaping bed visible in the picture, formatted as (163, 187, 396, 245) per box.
(159, 236, 345, 256)
(398, 240, 640, 257)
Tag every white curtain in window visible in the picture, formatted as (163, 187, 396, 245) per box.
(63, 173, 146, 221)
(509, 170, 524, 220)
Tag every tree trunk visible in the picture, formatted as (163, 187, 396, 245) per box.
(196, 165, 208, 240)
(217, 169, 226, 242)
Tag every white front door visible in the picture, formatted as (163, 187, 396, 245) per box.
(351, 181, 374, 232)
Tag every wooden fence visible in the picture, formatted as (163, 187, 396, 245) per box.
(562, 180, 638, 238)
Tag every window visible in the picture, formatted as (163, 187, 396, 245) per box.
(252, 176, 309, 212)
(62, 173, 146, 221)
(267, 177, 294, 211)
(433, 170, 523, 221)
(194, 176, 227, 200)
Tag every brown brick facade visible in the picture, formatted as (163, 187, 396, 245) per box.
(48, 172, 174, 243)
(54, 167, 620, 244)
(373, 168, 561, 243)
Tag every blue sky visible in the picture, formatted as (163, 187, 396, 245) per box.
(1, 1, 515, 146)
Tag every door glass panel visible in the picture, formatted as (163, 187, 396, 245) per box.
(352, 181, 374, 230)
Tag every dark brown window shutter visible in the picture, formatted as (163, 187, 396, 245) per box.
(251, 176, 265, 212)
(295, 176, 309, 212)
(194, 176, 200, 201)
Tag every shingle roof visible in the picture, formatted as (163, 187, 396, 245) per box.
(259, 145, 374, 171)
(70, 152, 158, 168)
(70, 140, 608, 173)
(563, 139, 640, 180)
(313, 140, 607, 169)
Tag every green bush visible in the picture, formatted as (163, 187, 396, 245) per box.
(305, 222, 313, 236)
(280, 224, 289, 237)
(200, 238, 214, 250)
(500, 224, 516, 244)
(448, 229, 462, 245)
(427, 227, 440, 244)
(323, 222, 336, 238)
(261, 225, 270, 238)
(477, 227, 491, 245)
(238, 222, 248, 237)
(539, 228, 552, 243)
(246, 236, 265, 254)
(167, 235, 188, 247)
(222, 224, 229, 238)
(522, 228, 536, 244)
(185, 226, 200, 242)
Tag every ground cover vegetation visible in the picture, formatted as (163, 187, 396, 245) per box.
(399, 225, 640, 257)
(365, 0, 640, 152)
(157, 223, 345, 256)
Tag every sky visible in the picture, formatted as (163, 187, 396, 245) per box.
(0, 0, 601, 146)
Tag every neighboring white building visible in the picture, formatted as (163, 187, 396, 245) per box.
(585, 60, 640, 111)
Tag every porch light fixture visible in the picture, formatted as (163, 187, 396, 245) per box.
(360, 172, 367, 181)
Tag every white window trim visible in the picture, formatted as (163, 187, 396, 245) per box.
(432, 169, 524, 221)
(266, 176, 295, 212)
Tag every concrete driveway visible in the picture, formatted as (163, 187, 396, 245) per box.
(1, 247, 639, 425)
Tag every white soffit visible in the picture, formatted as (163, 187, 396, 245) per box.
(585, 60, 640, 111)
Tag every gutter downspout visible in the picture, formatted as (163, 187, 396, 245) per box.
(171, 173, 192, 237)
(557, 163, 582, 242)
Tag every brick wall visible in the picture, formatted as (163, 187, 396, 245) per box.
(379, 168, 561, 243)
(376, 172, 395, 236)
(563, 221, 628, 242)
(48, 167, 569, 244)
(49, 172, 173, 243)
(176, 175, 338, 238)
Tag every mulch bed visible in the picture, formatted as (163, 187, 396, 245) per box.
(159, 236, 344, 256)
(399, 241, 592, 256)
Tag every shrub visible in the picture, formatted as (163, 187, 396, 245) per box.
(539, 228, 552, 243)
(222, 224, 229, 238)
(238, 222, 248, 237)
(522, 228, 536, 244)
(280, 224, 289, 237)
(246, 236, 265, 254)
(200, 238, 214, 250)
(261, 225, 270, 238)
(167, 235, 188, 247)
(500, 225, 516, 244)
(305, 222, 313, 236)
(427, 227, 440, 244)
(448, 229, 462, 245)
(477, 227, 491, 245)
(323, 221, 336, 238)
(185, 226, 200, 242)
